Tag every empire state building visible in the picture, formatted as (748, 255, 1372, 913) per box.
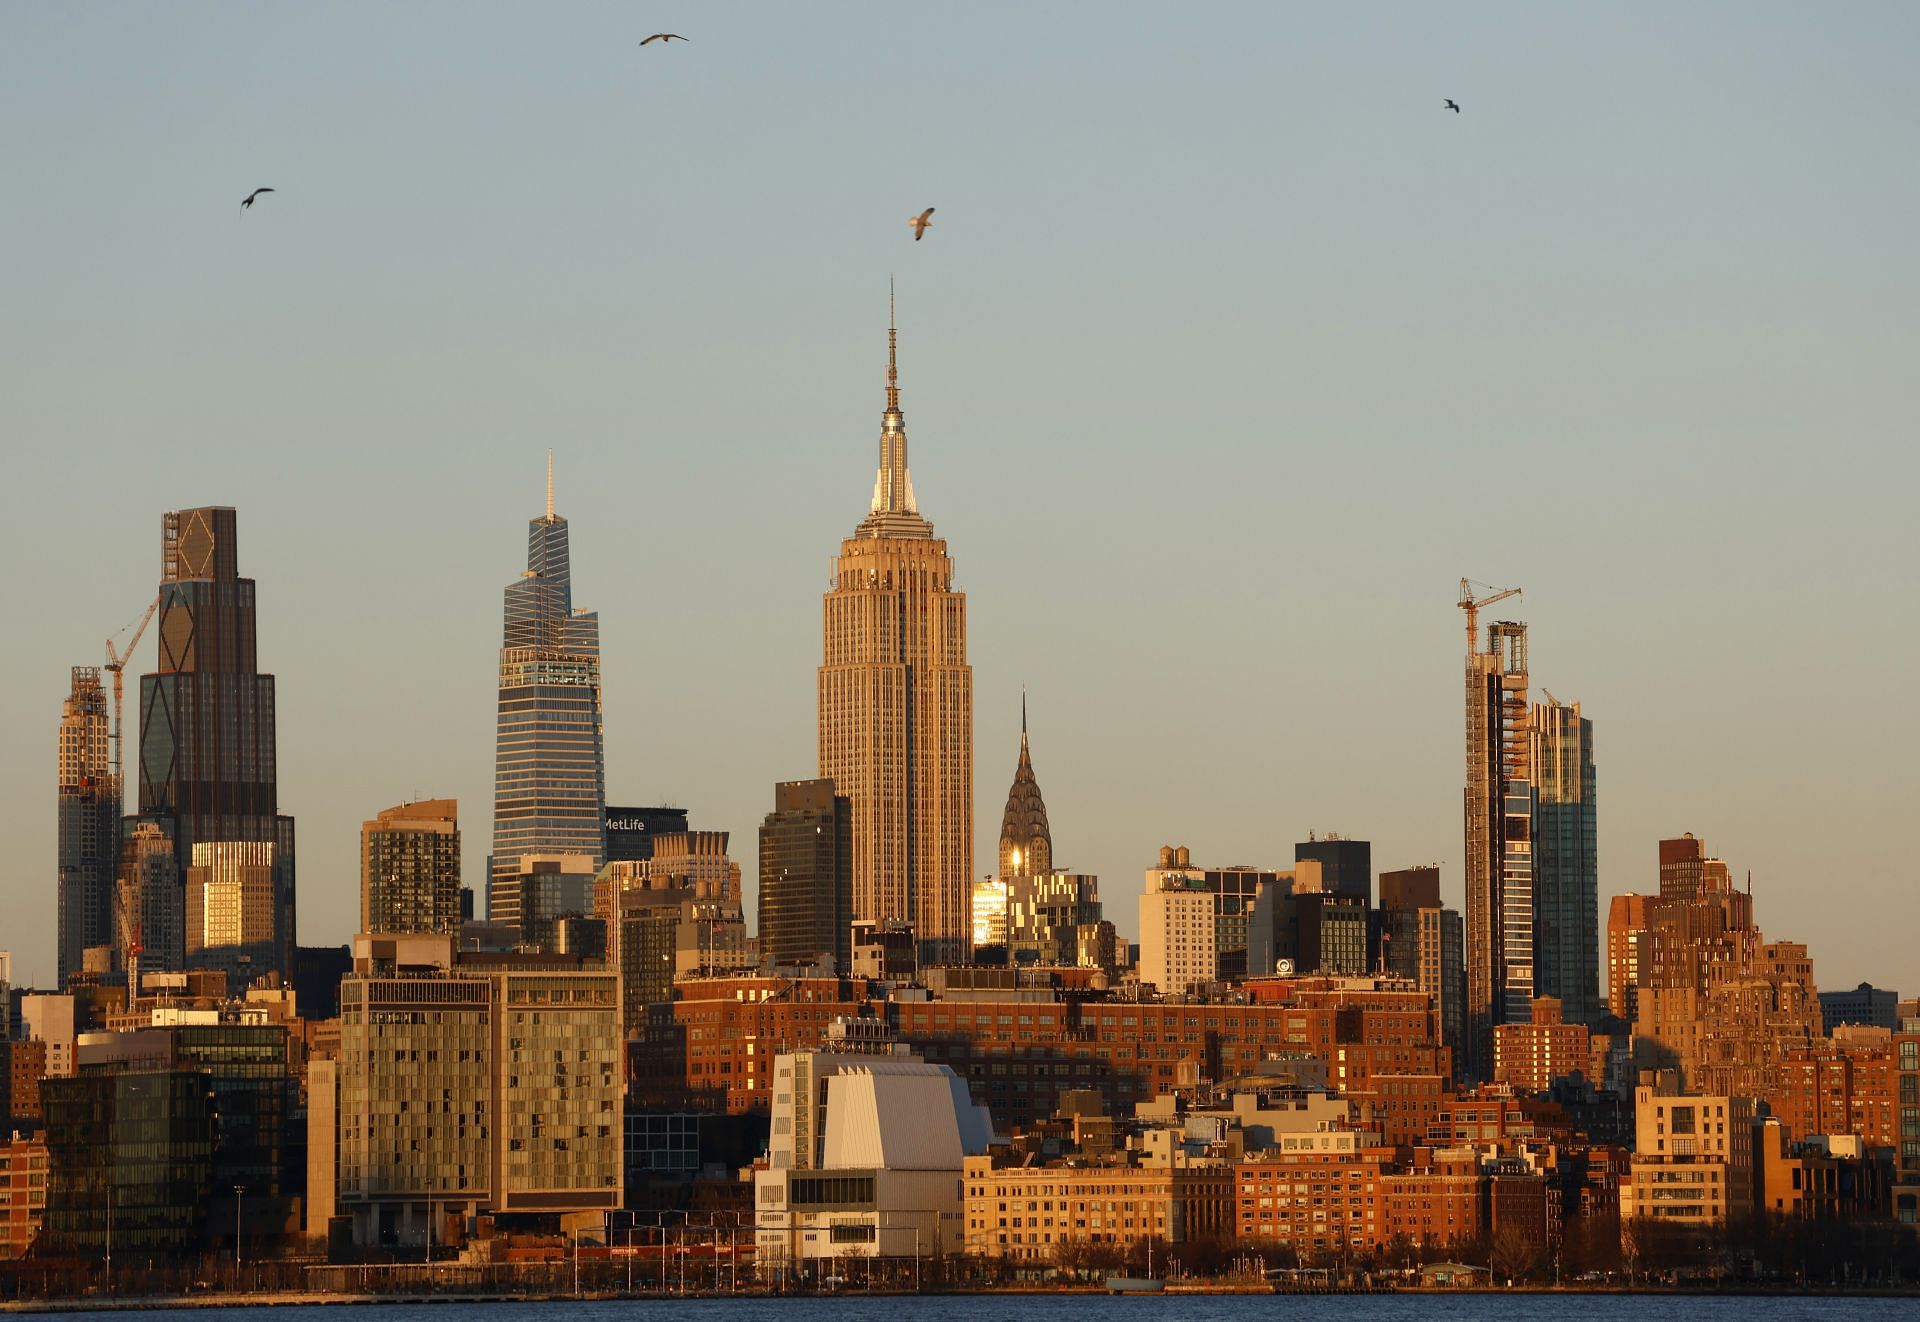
(819, 302, 973, 966)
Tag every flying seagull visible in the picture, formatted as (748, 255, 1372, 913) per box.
(1444, 99, 1461, 113)
(241, 187, 275, 210)
(909, 207, 935, 241)
(639, 33, 687, 45)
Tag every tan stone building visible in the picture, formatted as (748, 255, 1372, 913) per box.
(1620, 1074, 1755, 1228)
(819, 305, 972, 966)
(964, 1154, 1234, 1261)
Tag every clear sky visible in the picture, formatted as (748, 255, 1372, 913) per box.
(3, 3, 1914, 994)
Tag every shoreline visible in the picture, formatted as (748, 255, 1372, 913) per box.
(10, 1284, 1920, 1312)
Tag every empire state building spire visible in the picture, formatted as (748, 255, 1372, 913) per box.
(859, 285, 933, 539)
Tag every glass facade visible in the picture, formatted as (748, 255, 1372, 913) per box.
(1532, 700, 1599, 1024)
(137, 507, 296, 982)
(491, 482, 605, 908)
(757, 779, 853, 971)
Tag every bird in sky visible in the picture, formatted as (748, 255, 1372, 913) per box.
(909, 208, 935, 242)
(639, 33, 687, 45)
(1444, 99, 1461, 113)
(241, 187, 275, 210)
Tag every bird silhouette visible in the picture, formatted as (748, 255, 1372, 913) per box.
(241, 187, 275, 210)
(639, 33, 687, 45)
(1444, 99, 1461, 113)
(909, 208, 935, 242)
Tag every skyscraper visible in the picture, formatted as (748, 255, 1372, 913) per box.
(998, 700, 1051, 884)
(818, 300, 973, 966)
(491, 455, 606, 911)
(137, 507, 295, 982)
(1295, 834, 1372, 904)
(758, 778, 853, 971)
(361, 799, 461, 935)
(1463, 616, 1532, 1080)
(1532, 698, 1598, 1024)
(116, 819, 184, 987)
(56, 667, 117, 984)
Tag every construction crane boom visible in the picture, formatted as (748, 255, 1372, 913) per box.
(105, 596, 159, 800)
(1457, 577, 1523, 653)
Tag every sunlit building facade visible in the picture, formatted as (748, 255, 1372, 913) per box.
(819, 305, 972, 966)
(491, 456, 605, 906)
(57, 666, 118, 984)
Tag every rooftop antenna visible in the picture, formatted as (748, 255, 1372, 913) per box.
(546, 449, 555, 521)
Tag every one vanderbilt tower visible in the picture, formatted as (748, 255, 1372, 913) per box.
(819, 297, 973, 966)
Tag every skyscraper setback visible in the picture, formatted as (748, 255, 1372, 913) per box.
(818, 301, 973, 965)
(56, 667, 117, 984)
(137, 507, 296, 982)
(1463, 610, 1532, 1080)
(490, 455, 606, 912)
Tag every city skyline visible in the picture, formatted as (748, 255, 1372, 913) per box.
(3, 4, 1915, 991)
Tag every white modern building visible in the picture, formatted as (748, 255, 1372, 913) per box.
(1137, 879, 1216, 996)
(754, 1033, 991, 1269)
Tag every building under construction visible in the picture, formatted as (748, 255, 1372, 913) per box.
(1460, 582, 1534, 1081)
(56, 667, 118, 985)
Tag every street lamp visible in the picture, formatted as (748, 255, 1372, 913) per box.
(233, 1185, 246, 1289)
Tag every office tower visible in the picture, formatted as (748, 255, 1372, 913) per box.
(116, 819, 185, 986)
(1463, 614, 1532, 1079)
(758, 779, 853, 971)
(186, 840, 276, 963)
(488, 854, 596, 951)
(818, 301, 972, 966)
(491, 454, 606, 906)
(56, 667, 118, 984)
(604, 805, 690, 865)
(971, 877, 1010, 951)
(1532, 698, 1599, 1024)
(1295, 834, 1372, 904)
(1379, 865, 1441, 913)
(137, 507, 296, 982)
(998, 700, 1051, 883)
(361, 799, 461, 934)
(1659, 834, 1705, 903)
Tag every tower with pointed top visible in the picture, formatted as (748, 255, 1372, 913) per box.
(819, 301, 972, 966)
(491, 456, 606, 915)
(998, 699, 1051, 883)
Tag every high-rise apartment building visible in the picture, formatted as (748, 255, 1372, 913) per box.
(56, 666, 118, 984)
(1377, 868, 1465, 1065)
(491, 455, 605, 904)
(1531, 698, 1598, 1024)
(137, 507, 295, 982)
(1464, 615, 1532, 1079)
(1139, 877, 1217, 995)
(758, 779, 853, 972)
(185, 840, 275, 959)
(818, 304, 972, 966)
(361, 799, 461, 935)
(488, 854, 597, 951)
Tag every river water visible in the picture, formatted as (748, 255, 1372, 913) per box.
(90, 1294, 1915, 1322)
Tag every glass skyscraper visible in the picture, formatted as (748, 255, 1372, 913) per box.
(1532, 698, 1599, 1024)
(490, 456, 605, 913)
(137, 507, 296, 983)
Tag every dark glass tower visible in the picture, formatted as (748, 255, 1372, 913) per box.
(1295, 834, 1373, 904)
(490, 454, 606, 912)
(1532, 699, 1598, 1024)
(758, 779, 853, 971)
(137, 507, 296, 982)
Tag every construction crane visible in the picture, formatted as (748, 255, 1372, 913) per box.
(104, 596, 159, 798)
(1457, 578, 1522, 653)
